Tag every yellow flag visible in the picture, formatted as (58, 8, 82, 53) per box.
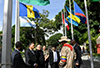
(26, 5, 35, 18)
(68, 13, 80, 23)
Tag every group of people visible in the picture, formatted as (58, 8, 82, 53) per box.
(11, 36, 82, 68)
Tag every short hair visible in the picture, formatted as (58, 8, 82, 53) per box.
(36, 44, 41, 47)
(52, 45, 56, 48)
(43, 45, 46, 47)
(71, 40, 76, 44)
(15, 41, 23, 48)
(29, 42, 34, 47)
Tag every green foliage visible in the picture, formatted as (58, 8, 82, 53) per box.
(93, 53, 100, 57)
(47, 33, 63, 47)
(0, 31, 2, 34)
(11, 25, 46, 49)
(53, 0, 100, 53)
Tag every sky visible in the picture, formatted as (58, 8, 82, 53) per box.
(0, 0, 65, 39)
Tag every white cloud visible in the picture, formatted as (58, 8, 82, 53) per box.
(51, 18, 55, 21)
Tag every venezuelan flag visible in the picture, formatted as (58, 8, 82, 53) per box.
(19, 2, 40, 18)
(61, 56, 67, 62)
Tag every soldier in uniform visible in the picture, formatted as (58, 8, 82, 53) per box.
(59, 36, 76, 68)
(43, 46, 49, 68)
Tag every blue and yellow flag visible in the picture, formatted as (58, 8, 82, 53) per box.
(65, 6, 81, 23)
(74, 1, 87, 24)
(19, 2, 40, 18)
(65, 6, 80, 26)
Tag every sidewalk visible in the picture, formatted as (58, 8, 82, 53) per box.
(81, 53, 100, 62)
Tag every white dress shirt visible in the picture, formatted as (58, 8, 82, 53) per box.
(52, 50, 58, 62)
(73, 44, 76, 48)
(15, 49, 20, 52)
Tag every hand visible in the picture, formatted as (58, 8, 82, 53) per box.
(35, 64, 38, 68)
(76, 63, 79, 65)
(45, 55, 49, 61)
(45, 58, 47, 61)
(59, 63, 61, 67)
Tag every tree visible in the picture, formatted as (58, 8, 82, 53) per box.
(11, 10, 56, 49)
(53, 0, 100, 53)
(47, 33, 63, 47)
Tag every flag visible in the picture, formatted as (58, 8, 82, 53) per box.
(66, 17, 79, 26)
(19, 2, 40, 18)
(62, 12, 65, 24)
(20, 17, 36, 28)
(19, 0, 50, 6)
(62, 12, 69, 30)
(65, 6, 80, 26)
(65, 19, 69, 30)
(74, 1, 87, 24)
(92, 0, 100, 2)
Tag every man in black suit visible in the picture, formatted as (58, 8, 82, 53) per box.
(25, 43, 38, 68)
(49, 45, 60, 68)
(35, 44, 45, 68)
(11, 41, 30, 68)
(71, 40, 83, 68)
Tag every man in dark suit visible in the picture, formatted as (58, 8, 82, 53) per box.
(71, 40, 83, 68)
(25, 43, 38, 68)
(35, 44, 45, 68)
(49, 45, 60, 68)
(11, 41, 30, 68)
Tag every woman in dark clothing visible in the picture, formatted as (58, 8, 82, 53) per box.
(35, 45, 45, 68)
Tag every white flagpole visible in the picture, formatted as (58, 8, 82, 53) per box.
(84, 0, 94, 68)
(15, 0, 20, 43)
(69, 0, 74, 40)
(1, 0, 12, 68)
(63, 4, 67, 36)
(61, 11, 64, 36)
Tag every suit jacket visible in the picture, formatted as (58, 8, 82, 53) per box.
(11, 50, 27, 68)
(49, 50, 60, 65)
(35, 50, 45, 68)
(74, 44, 82, 65)
(25, 49, 38, 67)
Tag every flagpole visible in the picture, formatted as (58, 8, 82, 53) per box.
(63, 3, 67, 36)
(84, 0, 94, 68)
(69, 0, 74, 40)
(1, 0, 12, 68)
(61, 11, 64, 36)
(15, 0, 20, 43)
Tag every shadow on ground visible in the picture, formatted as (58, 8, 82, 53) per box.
(81, 60, 100, 68)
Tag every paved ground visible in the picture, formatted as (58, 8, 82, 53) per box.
(81, 53, 100, 68)
(0, 52, 100, 68)
(80, 60, 100, 68)
(48, 53, 100, 68)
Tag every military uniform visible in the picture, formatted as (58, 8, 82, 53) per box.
(43, 50, 49, 58)
(59, 43, 76, 68)
(43, 50, 49, 68)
